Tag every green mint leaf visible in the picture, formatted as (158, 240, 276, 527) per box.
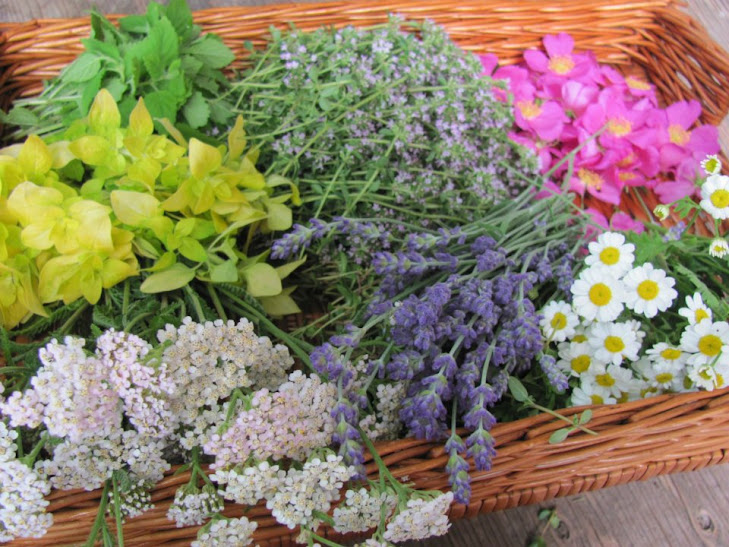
(209, 100, 234, 125)
(165, 0, 195, 41)
(62, 53, 103, 83)
(139, 17, 180, 79)
(90, 9, 123, 44)
(548, 428, 571, 444)
(186, 34, 235, 69)
(182, 91, 210, 129)
(180, 55, 204, 77)
(118, 14, 150, 34)
(80, 73, 104, 115)
(507, 376, 530, 403)
(80, 37, 122, 61)
(144, 90, 179, 123)
(1, 106, 40, 127)
(538, 509, 552, 521)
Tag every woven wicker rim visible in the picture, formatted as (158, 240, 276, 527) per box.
(2, 1, 729, 545)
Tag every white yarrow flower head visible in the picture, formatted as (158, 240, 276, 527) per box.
(678, 292, 713, 325)
(709, 238, 729, 258)
(570, 266, 625, 322)
(622, 263, 677, 318)
(587, 322, 641, 366)
(701, 154, 722, 175)
(192, 516, 257, 547)
(383, 491, 453, 543)
(167, 484, 224, 528)
(700, 174, 729, 220)
(0, 460, 53, 542)
(680, 320, 729, 367)
(540, 300, 579, 342)
(585, 231, 635, 276)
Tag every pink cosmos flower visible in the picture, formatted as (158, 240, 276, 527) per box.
(658, 100, 720, 170)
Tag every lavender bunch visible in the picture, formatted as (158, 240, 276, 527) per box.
(229, 17, 538, 224)
(301, 191, 584, 504)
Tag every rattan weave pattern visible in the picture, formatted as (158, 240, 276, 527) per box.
(2, 1, 729, 545)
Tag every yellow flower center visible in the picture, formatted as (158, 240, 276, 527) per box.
(712, 242, 728, 256)
(550, 312, 568, 330)
(548, 55, 575, 75)
(573, 334, 588, 343)
(718, 374, 725, 388)
(599, 247, 620, 265)
(641, 386, 659, 397)
(683, 376, 694, 389)
(655, 372, 674, 384)
(704, 157, 720, 173)
(604, 335, 625, 353)
(595, 373, 615, 387)
(607, 117, 632, 137)
(710, 189, 729, 209)
(637, 279, 659, 301)
(590, 394, 604, 404)
(668, 124, 691, 145)
(625, 76, 651, 90)
(698, 334, 722, 357)
(578, 168, 603, 190)
(571, 355, 591, 374)
(517, 100, 542, 120)
(589, 283, 612, 306)
(617, 392, 630, 403)
(617, 152, 637, 167)
(695, 309, 709, 323)
(618, 172, 638, 183)
(660, 348, 682, 360)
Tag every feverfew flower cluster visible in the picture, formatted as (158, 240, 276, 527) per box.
(542, 230, 728, 406)
(480, 33, 720, 220)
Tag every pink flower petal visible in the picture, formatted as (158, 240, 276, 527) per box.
(688, 124, 720, 156)
(543, 33, 574, 57)
(524, 49, 549, 72)
(654, 180, 696, 203)
(478, 53, 499, 76)
(610, 212, 645, 233)
(666, 100, 701, 129)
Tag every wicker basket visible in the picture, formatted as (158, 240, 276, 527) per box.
(2, 1, 729, 545)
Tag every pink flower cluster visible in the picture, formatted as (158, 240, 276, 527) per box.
(480, 33, 720, 228)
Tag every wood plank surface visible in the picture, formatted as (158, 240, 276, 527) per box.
(2, 1, 729, 546)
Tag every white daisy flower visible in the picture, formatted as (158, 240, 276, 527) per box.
(570, 380, 617, 406)
(582, 363, 635, 398)
(645, 342, 687, 368)
(540, 301, 579, 342)
(680, 320, 729, 367)
(587, 322, 641, 366)
(622, 263, 677, 318)
(701, 154, 722, 175)
(700, 174, 729, 220)
(571, 266, 626, 322)
(687, 360, 729, 391)
(678, 293, 712, 325)
(709, 238, 729, 258)
(633, 358, 684, 392)
(585, 231, 635, 276)
(623, 375, 652, 402)
(653, 204, 669, 221)
(624, 318, 647, 344)
(556, 341, 605, 377)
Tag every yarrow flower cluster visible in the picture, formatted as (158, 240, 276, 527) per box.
(192, 516, 258, 547)
(479, 32, 720, 222)
(542, 230, 728, 406)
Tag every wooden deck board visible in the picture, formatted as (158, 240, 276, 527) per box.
(1, 1, 728, 546)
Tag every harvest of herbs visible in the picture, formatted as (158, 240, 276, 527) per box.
(0, 2, 727, 546)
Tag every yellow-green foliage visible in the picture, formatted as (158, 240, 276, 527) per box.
(0, 89, 299, 329)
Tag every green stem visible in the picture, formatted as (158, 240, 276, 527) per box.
(57, 301, 90, 336)
(528, 401, 598, 436)
(84, 480, 111, 547)
(207, 285, 228, 322)
(112, 474, 125, 547)
(183, 285, 207, 323)
(309, 532, 343, 547)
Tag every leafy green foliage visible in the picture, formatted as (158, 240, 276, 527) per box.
(0, 89, 303, 329)
(1, 0, 235, 142)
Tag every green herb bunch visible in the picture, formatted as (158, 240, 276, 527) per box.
(230, 17, 539, 223)
(0, 88, 301, 331)
(2, 0, 235, 142)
